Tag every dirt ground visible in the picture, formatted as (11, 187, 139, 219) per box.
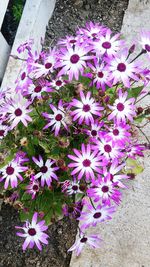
(0, 1, 129, 266)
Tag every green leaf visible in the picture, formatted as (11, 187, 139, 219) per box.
(127, 86, 144, 99)
(125, 158, 144, 175)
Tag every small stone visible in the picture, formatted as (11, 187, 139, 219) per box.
(85, 4, 90, 10)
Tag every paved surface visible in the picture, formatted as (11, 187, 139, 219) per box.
(70, 1, 150, 266)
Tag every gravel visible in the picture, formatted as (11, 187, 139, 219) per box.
(44, 0, 129, 48)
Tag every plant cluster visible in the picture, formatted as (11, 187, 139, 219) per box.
(0, 22, 150, 255)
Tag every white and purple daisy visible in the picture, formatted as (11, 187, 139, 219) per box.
(70, 91, 103, 125)
(106, 123, 131, 145)
(15, 212, 49, 251)
(68, 233, 102, 256)
(103, 159, 128, 188)
(0, 158, 28, 189)
(68, 144, 102, 180)
(79, 202, 116, 229)
(92, 29, 124, 57)
(87, 60, 112, 91)
(42, 100, 69, 136)
(87, 174, 122, 205)
(92, 132, 124, 163)
(29, 48, 57, 78)
(77, 21, 106, 41)
(84, 120, 104, 139)
(3, 93, 32, 129)
(32, 155, 59, 187)
(56, 43, 93, 81)
(26, 176, 40, 199)
(61, 178, 82, 195)
(108, 49, 140, 88)
(49, 77, 66, 90)
(108, 89, 136, 123)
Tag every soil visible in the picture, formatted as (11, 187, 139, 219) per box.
(44, 0, 129, 48)
(0, 203, 78, 267)
(0, 1, 129, 267)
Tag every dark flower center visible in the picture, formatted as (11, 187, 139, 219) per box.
(83, 104, 91, 112)
(117, 103, 124, 111)
(6, 166, 14, 175)
(33, 185, 39, 191)
(117, 63, 126, 72)
(104, 144, 112, 153)
(56, 80, 62, 86)
(102, 185, 109, 192)
(70, 39, 76, 44)
(93, 212, 102, 219)
(34, 86, 42, 93)
(98, 71, 104, 78)
(92, 33, 97, 38)
(45, 62, 52, 69)
(83, 159, 91, 167)
(80, 237, 88, 243)
(72, 185, 78, 191)
(40, 166, 48, 173)
(28, 228, 36, 236)
(145, 44, 150, 52)
(21, 72, 26, 80)
(91, 130, 97, 137)
(70, 54, 80, 64)
(102, 41, 111, 49)
(110, 174, 114, 182)
(55, 114, 63, 121)
(15, 108, 22, 116)
(113, 129, 119, 136)
(0, 130, 4, 136)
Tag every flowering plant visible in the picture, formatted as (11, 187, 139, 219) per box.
(0, 22, 150, 255)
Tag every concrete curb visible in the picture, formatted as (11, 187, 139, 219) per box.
(1, 0, 56, 89)
(0, 0, 10, 81)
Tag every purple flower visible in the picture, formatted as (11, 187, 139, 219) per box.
(3, 93, 32, 129)
(68, 144, 103, 180)
(103, 160, 129, 188)
(126, 144, 145, 159)
(56, 43, 93, 81)
(87, 174, 122, 205)
(92, 29, 124, 57)
(23, 81, 53, 102)
(32, 155, 59, 187)
(0, 123, 9, 139)
(92, 132, 124, 163)
(87, 60, 112, 91)
(105, 123, 131, 145)
(79, 202, 116, 229)
(26, 176, 40, 199)
(17, 39, 33, 54)
(108, 50, 140, 87)
(42, 100, 69, 136)
(84, 120, 104, 139)
(108, 89, 136, 123)
(15, 212, 49, 251)
(68, 233, 102, 256)
(61, 178, 82, 195)
(77, 21, 107, 41)
(29, 48, 57, 78)
(70, 91, 103, 125)
(0, 158, 28, 189)
(49, 77, 66, 90)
